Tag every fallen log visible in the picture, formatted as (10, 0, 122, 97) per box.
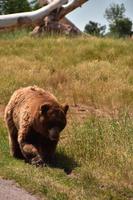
(0, 0, 68, 29)
(31, 0, 89, 36)
(57, 0, 89, 20)
(0, 0, 89, 35)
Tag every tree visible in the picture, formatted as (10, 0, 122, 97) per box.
(110, 17, 132, 37)
(0, 0, 31, 14)
(84, 21, 106, 36)
(105, 3, 125, 23)
(0, 0, 4, 14)
(104, 3, 132, 37)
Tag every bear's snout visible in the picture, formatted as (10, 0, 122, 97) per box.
(48, 128, 60, 141)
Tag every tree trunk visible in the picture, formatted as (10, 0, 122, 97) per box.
(31, 0, 89, 36)
(0, 0, 89, 35)
(0, 0, 68, 29)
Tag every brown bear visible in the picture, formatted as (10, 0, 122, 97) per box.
(4, 86, 69, 166)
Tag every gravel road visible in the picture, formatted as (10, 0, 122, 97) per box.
(0, 178, 40, 200)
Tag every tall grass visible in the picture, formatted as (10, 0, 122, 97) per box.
(0, 33, 133, 113)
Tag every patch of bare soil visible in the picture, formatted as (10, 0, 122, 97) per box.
(68, 104, 114, 122)
(0, 178, 40, 200)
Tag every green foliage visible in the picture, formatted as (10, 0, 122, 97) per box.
(104, 3, 132, 37)
(105, 3, 125, 23)
(0, 0, 31, 14)
(0, 0, 3, 13)
(110, 17, 132, 37)
(84, 21, 106, 36)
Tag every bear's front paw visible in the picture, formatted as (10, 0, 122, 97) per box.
(30, 155, 47, 167)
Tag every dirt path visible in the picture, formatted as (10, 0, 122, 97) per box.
(0, 178, 40, 200)
(69, 104, 116, 122)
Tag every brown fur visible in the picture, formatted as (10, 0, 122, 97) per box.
(4, 86, 69, 166)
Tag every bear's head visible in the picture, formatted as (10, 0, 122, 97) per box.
(35, 103, 69, 141)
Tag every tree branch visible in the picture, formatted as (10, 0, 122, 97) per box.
(0, 0, 68, 29)
(56, 0, 89, 20)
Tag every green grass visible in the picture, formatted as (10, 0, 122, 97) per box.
(0, 32, 133, 199)
(0, 116, 132, 200)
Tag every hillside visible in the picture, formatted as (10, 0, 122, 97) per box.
(0, 32, 133, 200)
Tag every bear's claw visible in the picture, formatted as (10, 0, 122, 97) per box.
(30, 156, 47, 167)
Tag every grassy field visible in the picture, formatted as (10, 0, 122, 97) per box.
(0, 31, 133, 200)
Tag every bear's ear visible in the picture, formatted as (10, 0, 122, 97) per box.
(40, 104, 50, 114)
(63, 104, 69, 115)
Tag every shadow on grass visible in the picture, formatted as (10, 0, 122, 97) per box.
(50, 152, 79, 175)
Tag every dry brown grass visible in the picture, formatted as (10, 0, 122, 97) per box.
(0, 35, 133, 117)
